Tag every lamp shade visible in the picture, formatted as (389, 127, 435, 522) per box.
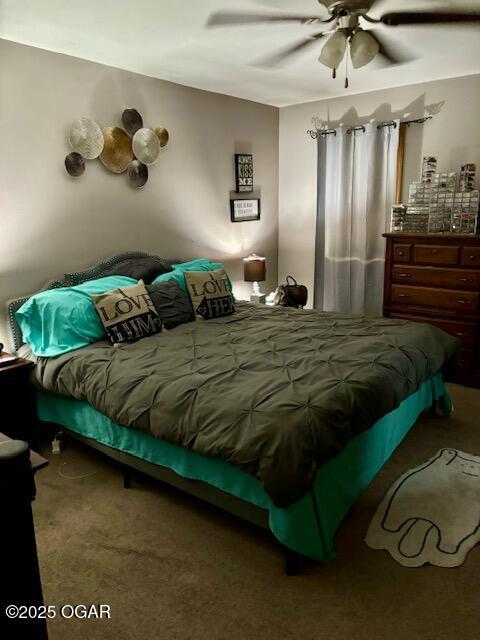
(350, 29, 380, 69)
(243, 254, 266, 282)
(319, 31, 347, 70)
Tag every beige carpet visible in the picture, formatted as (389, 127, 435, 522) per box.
(32, 383, 480, 640)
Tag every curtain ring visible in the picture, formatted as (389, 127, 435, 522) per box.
(347, 125, 365, 134)
(376, 121, 397, 130)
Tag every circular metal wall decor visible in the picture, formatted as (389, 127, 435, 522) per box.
(127, 160, 148, 188)
(122, 108, 143, 137)
(99, 127, 133, 173)
(65, 152, 86, 177)
(69, 118, 104, 160)
(64, 109, 169, 187)
(132, 128, 161, 165)
(155, 127, 169, 148)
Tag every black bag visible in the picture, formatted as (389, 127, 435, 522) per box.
(274, 276, 308, 308)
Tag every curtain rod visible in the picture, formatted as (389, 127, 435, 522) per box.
(307, 116, 432, 139)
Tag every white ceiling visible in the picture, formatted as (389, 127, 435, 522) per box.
(1, 0, 480, 106)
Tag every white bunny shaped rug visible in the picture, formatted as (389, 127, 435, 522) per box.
(366, 449, 480, 567)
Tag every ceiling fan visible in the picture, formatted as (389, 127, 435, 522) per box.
(206, 1, 480, 87)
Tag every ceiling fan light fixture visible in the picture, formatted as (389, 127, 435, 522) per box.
(319, 30, 347, 69)
(349, 29, 380, 69)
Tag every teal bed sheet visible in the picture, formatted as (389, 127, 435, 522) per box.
(37, 373, 449, 562)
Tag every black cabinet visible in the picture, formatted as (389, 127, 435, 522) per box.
(0, 356, 38, 445)
(0, 433, 48, 639)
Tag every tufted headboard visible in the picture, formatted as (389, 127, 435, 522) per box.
(6, 251, 180, 353)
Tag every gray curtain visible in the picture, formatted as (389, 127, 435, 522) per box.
(313, 123, 399, 315)
(314, 134, 327, 310)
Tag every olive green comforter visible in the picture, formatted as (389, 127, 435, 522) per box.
(32, 303, 459, 507)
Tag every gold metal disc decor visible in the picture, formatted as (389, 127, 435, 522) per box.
(122, 108, 143, 137)
(155, 127, 169, 148)
(127, 160, 148, 188)
(100, 127, 133, 174)
(69, 117, 104, 160)
(64, 109, 169, 186)
(65, 152, 86, 177)
(132, 128, 161, 165)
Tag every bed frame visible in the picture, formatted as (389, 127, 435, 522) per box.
(7, 252, 303, 575)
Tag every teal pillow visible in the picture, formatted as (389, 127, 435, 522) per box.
(153, 260, 233, 296)
(16, 276, 137, 357)
(172, 258, 211, 270)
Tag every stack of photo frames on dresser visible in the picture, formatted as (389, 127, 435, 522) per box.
(391, 158, 479, 234)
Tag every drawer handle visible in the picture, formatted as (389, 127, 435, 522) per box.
(460, 277, 473, 283)
(432, 249, 438, 255)
(456, 332, 466, 337)
(397, 251, 405, 256)
(457, 300, 468, 305)
(398, 273, 410, 278)
(469, 255, 476, 260)
(398, 293, 409, 298)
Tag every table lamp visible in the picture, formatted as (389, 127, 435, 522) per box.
(243, 254, 266, 304)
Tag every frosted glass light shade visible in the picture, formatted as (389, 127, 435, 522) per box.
(350, 29, 380, 69)
(319, 31, 347, 69)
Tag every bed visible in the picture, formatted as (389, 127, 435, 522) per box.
(7, 252, 458, 574)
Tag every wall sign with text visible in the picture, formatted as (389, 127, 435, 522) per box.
(235, 154, 253, 192)
(230, 198, 261, 223)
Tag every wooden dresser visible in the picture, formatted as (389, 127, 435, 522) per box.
(383, 233, 480, 388)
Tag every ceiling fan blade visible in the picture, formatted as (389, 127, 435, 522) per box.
(252, 33, 327, 68)
(369, 30, 416, 65)
(253, 0, 325, 10)
(380, 11, 480, 26)
(206, 11, 332, 28)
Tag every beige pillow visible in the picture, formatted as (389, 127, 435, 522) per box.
(184, 269, 234, 319)
(92, 280, 162, 344)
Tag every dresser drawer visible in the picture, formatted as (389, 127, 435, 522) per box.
(413, 245, 459, 265)
(390, 313, 477, 347)
(460, 247, 480, 268)
(393, 244, 411, 263)
(392, 265, 480, 290)
(391, 285, 479, 312)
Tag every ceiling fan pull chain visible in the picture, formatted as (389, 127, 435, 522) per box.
(344, 49, 349, 89)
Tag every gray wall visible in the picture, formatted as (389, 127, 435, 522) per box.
(2, 37, 478, 346)
(0, 39, 279, 348)
(279, 74, 480, 305)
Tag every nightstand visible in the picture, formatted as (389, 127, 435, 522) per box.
(0, 353, 38, 446)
